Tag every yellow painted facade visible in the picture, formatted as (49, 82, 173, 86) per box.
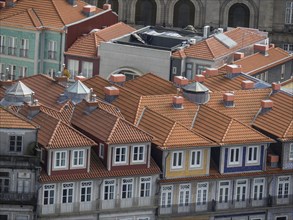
(165, 148, 210, 178)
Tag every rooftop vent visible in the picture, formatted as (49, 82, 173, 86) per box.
(271, 82, 281, 95)
(182, 82, 210, 104)
(260, 100, 273, 114)
(234, 52, 244, 61)
(204, 68, 218, 77)
(194, 74, 205, 83)
(28, 99, 40, 118)
(83, 5, 96, 17)
(241, 80, 254, 90)
(223, 92, 235, 107)
(110, 74, 126, 86)
(172, 96, 184, 109)
(254, 44, 269, 56)
(85, 94, 98, 113)
(104, 86, 119, 103)
(174, 76, 188, 87)
(226, 64, 242, 79)
(203, 26, 210, 38)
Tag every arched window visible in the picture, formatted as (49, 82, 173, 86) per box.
(98, 0, 119, 14)
(173, 0, 195, 28)
(228, 3, 250, 27)
(135, 0, 157, 26)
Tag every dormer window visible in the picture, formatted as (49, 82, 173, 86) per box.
(228, 147, 241, 166)
(54, 151, 67, 169)
(99, 143, 104, 159)
(9, 135, 22, 152)
(172, 151, 184, 169)
(246, 146, 259, 164)
(114, 146, 127, 165)
(132, 145, 145, 163)
(72, 150, 85, 167)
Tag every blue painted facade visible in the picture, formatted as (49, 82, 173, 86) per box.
(223, 145, 264, 173)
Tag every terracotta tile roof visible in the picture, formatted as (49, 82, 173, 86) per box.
(172, 27, 266, 60)
(192, 105, 274, 145)
(234, 47, 293, 75)
(40, 150, 161, 183)
(124, 73, 178, 96)
(71, 100, 153, 144)
(65, 22, 135, 58)
(0, 0, 104, 31)
(253, 91, 293, 141)
(24, 110, 96, 149)
(137, 108, 215, 149)
(207, 89, 271, 124)
(18, 74, 66, 111)
(0, 107, 36, 129)
(0, 87, 5, 100)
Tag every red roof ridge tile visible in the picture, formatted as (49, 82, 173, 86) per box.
(283, 120, 293, 139)
(48, 120, 62, 147)
(52, 0, 67, 27)
(221, 118, 233, 143)
(27, 8, 42, 28)
(205, 38, 216, 59)
(163, 121, 177, 146)
(106, 117, 120, 143)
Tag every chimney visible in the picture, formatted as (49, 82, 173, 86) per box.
(271, 82, 281, 95)
(55, 76, 68, 87)
(174, 76, 188, 87)
(74, 75, 87, 81)
(267, 154, 279, 168)
(83, 5, 96, 17)
(269, 43, 275, 49)
(103, 3, 111, 10)
(104, 86, 119, 103)
(203, 26, 210, 38)
(0, 80, 13, 88)
(28, 99, 40, 118)
(0, 1, 6, 8)
(85, 94, 98, 113)
(110, 74, 126, 86)
(5, 0, 16, 7)
(226, 64, 242, 79)
(204, 68, 218, 77)
(194, 74, 205, 83)
(223, 92, 235, 107)
(67, 0, 77, 6)
(234, 52, 244, 61)
(241, 80, 254, 90)
(172, 96, 184, 109)
(254, 44, 269, 56)
(260, 100, 273, 114)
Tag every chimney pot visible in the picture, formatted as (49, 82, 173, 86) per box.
(104, 86, 120, 96)
(269, 43, 275, 48)
(194, 74, 205, 83)
(75, 75, 87, 81)
(83, 5, 96, 17)
(0, 1, 6, 8)
(227, 64, 242, 74)
(103, 3, 111, 10)
(110, 74, 126, 83)
(272, 82, 281, 91)
(172, 96, 184, 109)
(174, 76, 188, 86)
(223, 93, 234, 102)
(241, 80, 254, 90)
(261, 100, 273, 109)
(254, 44, 269, 55)
(205, 68, 218, 76)
(234, 52, 244, 61)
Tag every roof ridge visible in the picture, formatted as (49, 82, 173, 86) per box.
(106, 117, 120, 143)
(221, 119, 233, 143)
(51, 0, 66, 27)
(48, 120, 62, 147)
(283, 119, 293, 138)
(205, 39, 216, 58)
(134, 96, 143, 124)
(163, 121, 177, 147)
(28, 7, 43, 27)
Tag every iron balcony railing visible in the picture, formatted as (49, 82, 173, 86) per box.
(48, 50, 56, 60)
(8, 47, 16, 56)
(19, 48, 28, 57)
(0, 46, 5, 54)
(158, 195, 293, 216)
(0, 192, 37, 205)
(0, 155, 39, 169)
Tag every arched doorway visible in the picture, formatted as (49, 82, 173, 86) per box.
(135, 0, 157, 26)
(228, 3, 250, 27)
(173, 0, 195, 28)
(98, 0, 119, 13)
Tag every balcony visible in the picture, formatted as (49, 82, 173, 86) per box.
(39, 196, 157, 216)
(0, 46, 5, 54)
(7, 47, 16, 56)
(0, 192, 37, 205)
(158, 195, 293, 216)
(0, 155, 39, 169)
(19, 48, 28, 58)
(48, 50, 56, 60)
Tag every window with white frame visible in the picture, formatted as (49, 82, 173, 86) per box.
(43, 184, 55, 205)
(121, 178, 133, 199)
(140, 177, 151, 197)
(0, 172, 9, 193)
(289, 144, 293, 160)
(235, 179, 247, 202)
(8, 65, 16, 80)
(81, 181, 92, 202)
(179, 184, 190, 206)
(0, 35, 5, 54)
(132, 145, 145, 163)
(190, 150, 202, 168)
(48, 68, 55, 78)
(172, 151, 184, 169)
(161, 185, 172, 208)
(228, 147, 241, 165)
(62, 183, 74, 203)
(114, 146, 127, 164)
(172, 66, 177, 75)
(281, 64, 285, 79)
(19, 66, 27, 79)
(185, 63, 193, 80)
(20, 39, 29, 57)
(48, 40, 57, 60)
(283, 44, 293, 53)
(277, 176, 290, 198)
(0, 63, 5, 76)
(68, 59, 79, 79)
(7, 36, 16, 56)
(103, 179, 115, 200)
(54, 151, 67, 168)
(246, 146, 259, 164)
(99, 143, 104, 159)
(81, 61, 93, 78)
(17, 179, 30, 193)
(253, 178, 265, 200)
(72, 150, 85, 167)
(285, 1, 293, 24)
(218, 181, 230, 203)
(196, 182, 208, 205)
(9, 135, 22, 152)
